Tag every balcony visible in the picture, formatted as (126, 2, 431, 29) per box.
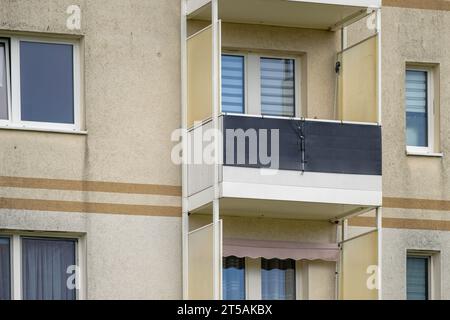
(187, 114, 382, 220)
(182, 0, 383, 301)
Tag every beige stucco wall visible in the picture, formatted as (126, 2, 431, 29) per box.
(0, 0, 181, 185)
(381, 6, 450, 200)
(377, 6, 449, 300)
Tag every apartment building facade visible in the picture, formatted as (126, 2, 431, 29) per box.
(0, 0, 448, 300)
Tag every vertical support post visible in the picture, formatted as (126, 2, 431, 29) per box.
(376, 207, 383, 300)
(180, 0, 189, 300)
(211, 0, 221, 300)
(338, 219, 346, 300)
(12, 234, 21, 300)
(376, 8, 382, 125)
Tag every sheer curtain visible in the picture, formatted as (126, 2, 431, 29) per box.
(223, 256, 246, 300)
(0, 237, 11, 300)
(261, 258, 296, 300)
(22, 238, 76, 300)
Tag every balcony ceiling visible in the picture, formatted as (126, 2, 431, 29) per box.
(188, 0, 380, 30)
(192, 198, 376, 221)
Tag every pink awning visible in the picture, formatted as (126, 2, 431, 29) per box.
(223, 238, 340, 262)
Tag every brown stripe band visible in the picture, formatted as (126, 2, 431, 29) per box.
(0, 176, 181, 196)
(383, 0, 450, 11)
(383, 197, 450, 211)
(349, 217, 450, 231)
(0, 198, 182, 218)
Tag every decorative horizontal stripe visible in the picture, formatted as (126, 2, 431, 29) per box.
(349, 217, 450, 231)
(0, 187, 181, 207)
(383, 0, 450, 11)
(0, 198, 182, 217)
(383, 197, 450, 211)
(0, 176, 181, 196)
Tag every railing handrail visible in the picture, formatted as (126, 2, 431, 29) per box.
(221, 112, 381, 127)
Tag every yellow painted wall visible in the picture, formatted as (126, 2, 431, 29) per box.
(338, 36, 378, 123)
(187, 26, 213, 128)
(340, 231, 378, 300)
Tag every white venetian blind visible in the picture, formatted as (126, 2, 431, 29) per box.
(260, 57, 295, 117)
(221, 55, 245, 113)
(407, 256, 429, 300)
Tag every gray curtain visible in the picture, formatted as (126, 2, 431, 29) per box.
(261, 258, 296, 300)
(0, 237, 11, 300)
(22, 238, 76, 300)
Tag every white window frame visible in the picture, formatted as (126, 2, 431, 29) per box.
(221, 51, 301, 118)
(405, 66, 434, 155)
(0, 35, 81, 132)
(0, 38, 12, 125)
(406, 251, 433, 300)
(0, 231, 86, 300)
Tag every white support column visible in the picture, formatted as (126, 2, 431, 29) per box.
(337, 219, 346, 300)
(376, 8, 382, 125)
(376, 207, 383, 300)
(211, 0, 221, 300)
(12, 235, 21, 300)
(180, 0, 189, 300)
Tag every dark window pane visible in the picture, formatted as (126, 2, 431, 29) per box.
(22, 238, 77, 300)
(0, 237, 11, 300)
(20, 41, 74, 124)
(0, 43, 8, 120)
(223, 256, 245, 300)
(261, 58, 295, 117)
(407, 256, 429, 300)
(222, 55, 245, 113)
(261, 258, 296, 300)
(406, 70, 428, 147)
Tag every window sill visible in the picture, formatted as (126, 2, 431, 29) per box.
(0, 125, 87, 135)
(406, 151, 444, 158)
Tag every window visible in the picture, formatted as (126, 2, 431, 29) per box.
(0, 237, 11, 300)
(0, 234, 81, 300)
(407, 255, 429, 300)
(261, 258, 296, 300)
(223, 256, 246, 300)
(260, 58, 295, 117)
(0, 37, 80, 131)
(221, 53, 299, 117)
(405, 67, 434, 153)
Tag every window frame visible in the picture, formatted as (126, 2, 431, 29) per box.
(0, 38, 12, 125)
(0, 231, 85, 300)
(406, 252, 432, 300)
(405, 66, 434, 154)
(221, 51, 301, 118)
(0, 35, 81, 132)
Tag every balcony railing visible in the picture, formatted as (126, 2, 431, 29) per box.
(222, 114, 382, 176)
